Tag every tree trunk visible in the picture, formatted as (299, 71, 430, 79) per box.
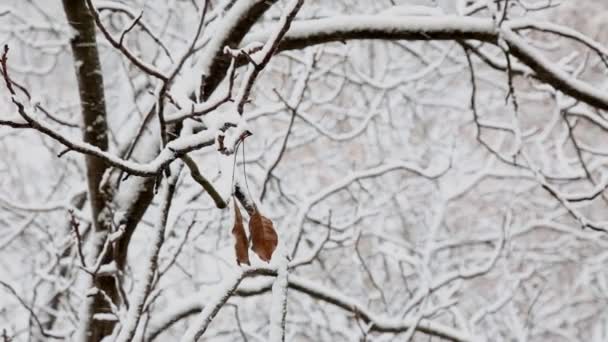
(62, 1, 118, 340)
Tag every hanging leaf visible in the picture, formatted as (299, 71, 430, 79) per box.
(248, 210, 278, 262)
(232, 204, 250, 266)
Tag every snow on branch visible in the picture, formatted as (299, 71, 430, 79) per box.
(269, 254, 289, 342)
(114, 166, 182, 342)
(233, 0, 303, 115)
(148, 271, 473, 342)
(179, 266, 277, 342)
(243, 15, 608, 110)
(0, 45, 217, 176)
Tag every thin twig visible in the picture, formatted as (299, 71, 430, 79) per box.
(234, 0, 304, 115)
(84, 0, 168, 81)
(0, 281, 63, 339)
(181, 154, 227, 208)
(68, 209, 87, 268)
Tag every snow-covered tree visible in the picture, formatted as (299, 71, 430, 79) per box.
(2, 0, 608, 341)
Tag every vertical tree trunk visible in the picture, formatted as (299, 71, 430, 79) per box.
(59, 1, 280, 340)
(61, 1, 117, 340)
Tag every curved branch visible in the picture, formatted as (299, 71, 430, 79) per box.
(197, 0, 279, 100)
(147, 274, 472, 342)
(243, 16, 497, 48)
(243, 15, 608, 111)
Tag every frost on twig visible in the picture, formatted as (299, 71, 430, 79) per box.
(269, 253, 289, 342)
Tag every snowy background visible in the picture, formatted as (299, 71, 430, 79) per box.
(2, 0, 608, 341)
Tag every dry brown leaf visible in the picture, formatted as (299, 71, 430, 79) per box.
(248, 210, 278, 262)
(232, 204, 250, 266)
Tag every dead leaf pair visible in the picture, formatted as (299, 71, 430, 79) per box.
(232, 204, 278, 265)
